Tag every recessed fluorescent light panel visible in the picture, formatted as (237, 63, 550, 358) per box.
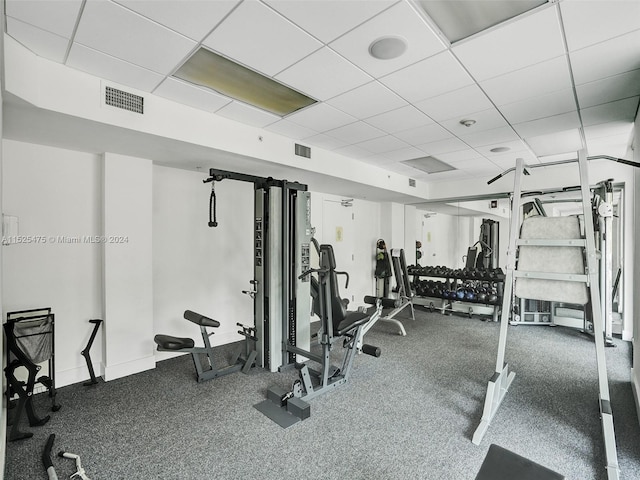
(402, 156, 456, 174)
(418, 0, 548, 43)
(174, 48, 317, 116)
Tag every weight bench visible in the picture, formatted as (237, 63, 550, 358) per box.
(154, 310, 257, 383)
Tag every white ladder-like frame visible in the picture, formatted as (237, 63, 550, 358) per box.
(472, 152, 620, 480)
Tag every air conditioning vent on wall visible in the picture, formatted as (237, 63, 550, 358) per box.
(105, 86, 144, 114)
(409, 178, 416, 187)
(295, 143, 311, 158)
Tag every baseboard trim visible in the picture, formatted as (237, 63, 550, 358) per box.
(104, 356, 155, 382)
(56, 362, 106, 388)
(631, 368, 640, 426)
(0, 403, 6, 480)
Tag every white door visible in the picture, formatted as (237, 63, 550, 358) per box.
(322, 200, 355, 303)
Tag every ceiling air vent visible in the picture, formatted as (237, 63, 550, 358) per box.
(409, 178, 416, 187)
(295, 143, 311, 159)
(105, 86, 144, 114)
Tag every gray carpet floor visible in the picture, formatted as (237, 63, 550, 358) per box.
(5, 307, 640, 479)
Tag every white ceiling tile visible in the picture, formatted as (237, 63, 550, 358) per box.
(414, 84, 494, 122)
(203, 1, 321, 77)
(394, 122, 452, 145)
(570, 29, 640, 85)
(74, 1, 196, 75)
(333, 144, 374, 160)
(499, 89, 577, 124)
(6, 17, 69, 63)
(356, 135, 410, 154)
(67, 43, 164, 92)
(576, 69, 640, 109)
(458, 126, 521, 148)
(215, 101, 280, 128)
(480, 56, 572, 106)
(380, 51, 474, 103)
(365, 105, 433, 134)
(586, 134, 632, 159)
(304, 133, 350, 151)
(286, 103, 356, 132)
(114, 0, 240, 41)
(525, 129, 583, 157)
(581, 97, 640, 127)
(275, 47, 371, 101)
(265, 119, 318, 140)
(560, 0, 640, 52)
(488, 149, 538, 169)
(264, 0, 396, 44)
(153, 77, 231, 113)
(584, 122, 634, 142)
(513, 111, 581, 138)
(382, 146, 429, 162)
(436, 149, 483, 164)
(453, 6, 565, 81)
(385, 162, 432, 177)
(439, 108, 508, 136)
(329, 1, 446, 78)
(6, 0, 83, 38)
(416, 137, 469, 155)
(326, 81, 407, 119)
(325, 121, 385, 145)
(445, 158, 500, 174)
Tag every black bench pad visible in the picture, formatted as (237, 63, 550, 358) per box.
(184, 310, 220, 328)
(475, 444, 564, 480)
(154, 334, 195, 351)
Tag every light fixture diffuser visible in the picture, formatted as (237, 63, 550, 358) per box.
(174, 48, 317, 117)
(418, 0, 548, 43)
(402, 156, 456, 174)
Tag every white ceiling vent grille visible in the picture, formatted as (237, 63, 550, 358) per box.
(105, 86, 144, 114)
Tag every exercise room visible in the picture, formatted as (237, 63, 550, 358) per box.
(1, 1, 639, 479)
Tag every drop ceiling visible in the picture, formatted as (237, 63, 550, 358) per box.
(4, 0, 639, 185)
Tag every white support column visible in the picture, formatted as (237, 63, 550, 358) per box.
(102, 153, 154, 381)
(380, 202, 405, 249)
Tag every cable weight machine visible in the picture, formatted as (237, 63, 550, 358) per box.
(204, 168, 312, 372)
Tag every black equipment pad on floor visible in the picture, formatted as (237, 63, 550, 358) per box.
(254, 400, 302, 429)
(475, 444, 564, 480)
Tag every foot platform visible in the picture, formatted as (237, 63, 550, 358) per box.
(254, 386, 311, 428)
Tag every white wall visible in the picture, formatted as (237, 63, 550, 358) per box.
(632, 112, 640, 424)
(102, 153, 154, 380)
(404, 205, 417, 265)
(2, 140, 103, 386)
(152, 165, 253, 356)
(419, 213, 474, 268)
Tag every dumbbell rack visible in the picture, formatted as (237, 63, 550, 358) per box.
(408, 267, 505, 321)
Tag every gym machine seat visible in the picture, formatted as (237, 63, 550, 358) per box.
(154, 310, 256, 383)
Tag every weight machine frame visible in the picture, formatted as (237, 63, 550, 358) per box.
(204, 168, 312, 373)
